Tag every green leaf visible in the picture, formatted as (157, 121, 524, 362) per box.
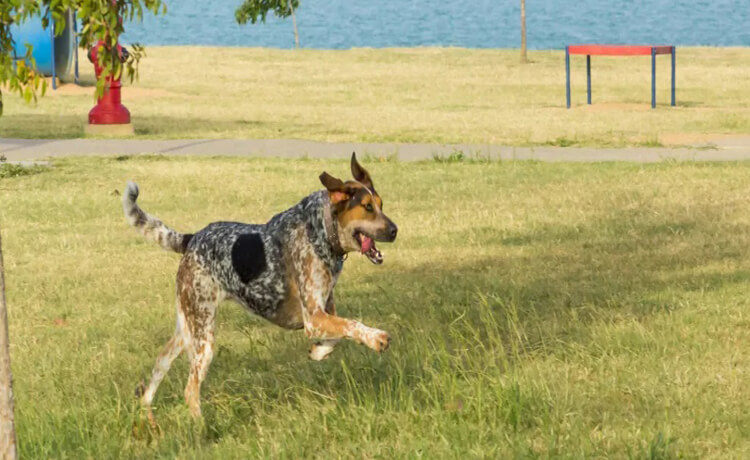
(0, 0, 165, 116)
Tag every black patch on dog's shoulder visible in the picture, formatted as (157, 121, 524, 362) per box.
(231, 233, 266, 283)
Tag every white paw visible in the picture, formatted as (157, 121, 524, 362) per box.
(359, 327, 391, 353)
(309, 340, 338, 361)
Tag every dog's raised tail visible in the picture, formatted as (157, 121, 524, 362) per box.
(123, 181, 193, 254)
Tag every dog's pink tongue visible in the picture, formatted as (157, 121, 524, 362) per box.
(360, 235, 373, 253)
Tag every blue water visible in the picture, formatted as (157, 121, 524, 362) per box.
(122, 0, 750, 49)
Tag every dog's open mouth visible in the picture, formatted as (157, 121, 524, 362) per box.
(355, 231, 383, 264)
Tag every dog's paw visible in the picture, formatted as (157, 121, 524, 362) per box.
(309, 341, 338, 361)
(362, 328, 391, 353)
(374, 331, 391, 353)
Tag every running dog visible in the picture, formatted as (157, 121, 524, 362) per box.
(124, 153, 397, 419)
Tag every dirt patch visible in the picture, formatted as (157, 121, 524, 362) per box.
(46, 83, 92, 96)
(660, 133, 750, 147)
(47, 82, 175, 99)
(122, 87, 175, 99)
(577, 102, 653, 112)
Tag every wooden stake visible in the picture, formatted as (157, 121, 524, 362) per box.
(290, 2, 300, 49)
(0, 229, 17, 460)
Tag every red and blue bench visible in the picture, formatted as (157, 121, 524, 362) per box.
(565, 44, 676, 109)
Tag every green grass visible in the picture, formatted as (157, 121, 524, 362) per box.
(3, 156, 750, 457)
(0, 47, 749, 147)
(0, 163, 47, 179)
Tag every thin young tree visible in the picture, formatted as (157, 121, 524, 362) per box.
(235, 0, 301, 49)
(0, 229, 16, 460)
(289, 1, 299, 49)
(520, 0, 528, 63)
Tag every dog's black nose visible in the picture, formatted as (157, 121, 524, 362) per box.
(389, 223, 398, 240)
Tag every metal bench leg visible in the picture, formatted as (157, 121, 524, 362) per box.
(586, 55, 591, 104)
(566, 46, 571, 108)
(651, 47, 656, 109)
(671, 46, 676, 107)
(74, 10, 79, 85)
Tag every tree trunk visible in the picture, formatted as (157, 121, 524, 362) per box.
(290, 2, 300, 49)
(0, 230, 16, 459)
(520, 0, 528, 63)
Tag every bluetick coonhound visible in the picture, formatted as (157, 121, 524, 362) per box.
(124, 153, 397, 419)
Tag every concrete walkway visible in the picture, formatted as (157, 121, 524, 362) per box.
(3, 137, 750, 163)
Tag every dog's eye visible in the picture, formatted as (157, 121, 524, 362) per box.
(364, 203, 374, 212)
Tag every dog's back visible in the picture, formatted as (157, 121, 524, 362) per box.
(124, 185, 341, 324)
(185, 221, 286, 320)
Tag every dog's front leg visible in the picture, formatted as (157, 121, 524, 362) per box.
(305, 310, 391, 353)
(299, 268, 390, 354)
(309, 295, 341, 361)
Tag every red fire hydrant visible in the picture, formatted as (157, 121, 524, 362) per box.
(87, 40, 130, 126)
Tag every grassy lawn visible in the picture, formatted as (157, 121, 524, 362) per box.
(0, 47, 748, 147)
(2, 156, 750, 457)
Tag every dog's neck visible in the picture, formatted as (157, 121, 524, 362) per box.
(295, 190, 345, 275)
(322, 193, 346, 258)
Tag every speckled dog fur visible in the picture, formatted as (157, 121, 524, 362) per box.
(124, 154, 397, 420)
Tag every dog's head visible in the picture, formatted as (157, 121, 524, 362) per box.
(319, 153, 398, 264)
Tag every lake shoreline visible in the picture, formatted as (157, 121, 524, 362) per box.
(121, 0, 750, 49)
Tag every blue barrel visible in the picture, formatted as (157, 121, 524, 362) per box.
(10, 10, 75, 78)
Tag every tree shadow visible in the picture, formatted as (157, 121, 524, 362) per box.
(0, 113, 295, 140)
(162, 196, 750, 441)
(383, 203, 744, 375)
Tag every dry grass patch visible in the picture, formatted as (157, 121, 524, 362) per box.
(0, 47, 748, 146)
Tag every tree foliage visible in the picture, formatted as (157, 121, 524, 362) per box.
(0, 0, 165, 116)
(1, 0, 44, 115)
(235, 0, 300, 25)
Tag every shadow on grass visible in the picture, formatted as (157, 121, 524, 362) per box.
(0, 113, 331, 139)
(0, 114, 85, 139)
(132, 115, 291, 137)
(160, 198, 750, 442)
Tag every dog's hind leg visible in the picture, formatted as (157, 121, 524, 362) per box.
(139, 255, 221, 421)
(178, 261, 222, 419)
(139, 307, 188, 426)
(183, 308, 216, 419)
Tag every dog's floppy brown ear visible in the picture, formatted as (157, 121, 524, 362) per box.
(320, 171, 344, 191)
(350, 152, 373, 190)
(319, 172, 350, 204)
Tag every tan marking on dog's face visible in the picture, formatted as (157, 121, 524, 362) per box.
(333, 184, 395, 253)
